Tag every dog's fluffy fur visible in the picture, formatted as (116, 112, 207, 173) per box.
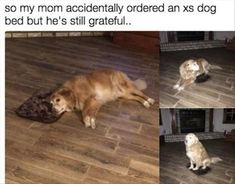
(50, 70, 155, 129)
(185, 133, 222, 170)
(173, 58, 222, 91)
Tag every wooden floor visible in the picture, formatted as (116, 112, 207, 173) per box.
(5, 37, 159, 184)
(160, 139, 235, 184)
(160, 48, 235, 108)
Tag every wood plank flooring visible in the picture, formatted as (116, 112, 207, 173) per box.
(160, 139, 235, 184)
(160, 48, 235, 108)
(5, 37, 159, 184)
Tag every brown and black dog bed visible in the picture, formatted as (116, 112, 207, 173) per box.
(16, 89, 63, 123)
(195, 73, 211, 83)
(186, 163, 211, 175)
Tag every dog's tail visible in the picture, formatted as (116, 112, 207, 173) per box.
(209, 64, 222, 70)
(210, 157, 222, 164)
(133, 79, 147, 90)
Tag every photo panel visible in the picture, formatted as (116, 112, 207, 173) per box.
(5, 31, 160, 183)
(160, 108, 235, 183)
(159, 31, 235, 108)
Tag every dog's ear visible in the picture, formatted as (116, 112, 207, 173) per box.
(193, 136, 199, 144)
(58, 88, 77, 109)
(184, 63, 190, 71)
(59, 88, 73, 97)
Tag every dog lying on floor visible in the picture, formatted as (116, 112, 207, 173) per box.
(173, 58, 222, 91)
(50, 69, 155, 129)
(185, 133, 222, 171)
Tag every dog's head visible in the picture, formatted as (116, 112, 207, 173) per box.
(185, 133, 199, 146)
(50, 87, 76, 114)
(184, 59, 200, 71)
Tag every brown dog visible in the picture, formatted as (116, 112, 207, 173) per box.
(185, 133, 222, 170)
(173, 58, 222, 91)
(50, 70, 155, 129)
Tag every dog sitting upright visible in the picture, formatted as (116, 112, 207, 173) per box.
(185, 133, 222, 170)
(50, 69, 155, 129)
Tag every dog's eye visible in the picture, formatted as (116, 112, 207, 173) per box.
(56, 98, 60, 102)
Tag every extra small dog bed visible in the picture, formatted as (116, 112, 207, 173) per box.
(195, 73, 211, 83)
(16, 89, 62, 123)
(186, 163, 211, 175)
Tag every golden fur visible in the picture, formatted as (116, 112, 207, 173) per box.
(173, 58, 222, 91)
(185, 133, 222, 170)
(50, 70, 155, 129)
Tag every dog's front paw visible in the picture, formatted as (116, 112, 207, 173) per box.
(84, 116, 96, 129)
(90, 117, 96, 129)
(188, 165, 194, 170)
(143, 101, 151, 108)
(84, 116, 91, 128)
(147, 98, 155, 105)
(202, 166, 207, 170)
(178, 86, 184, 91)
(173, 84, 179, 89)
(192, 167, 199, 171)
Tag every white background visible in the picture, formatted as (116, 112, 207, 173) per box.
(1, 0, 235, 31)
(1, 0, 235, 183)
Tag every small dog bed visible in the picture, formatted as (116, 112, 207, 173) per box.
(195, 73, 211, 83)
(186, 163, 211, 175)
(15, 89, 62, 123)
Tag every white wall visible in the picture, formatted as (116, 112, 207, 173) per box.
(160, 109, 172, 135)
(213, 109, 235, 133)
(214, 31, 235, 41)
(160, 32, 168, 43)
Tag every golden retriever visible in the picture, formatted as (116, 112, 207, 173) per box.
(185, 133, 222, 170)
(173, 58, 222, 91)
(50, 70, 155, 129)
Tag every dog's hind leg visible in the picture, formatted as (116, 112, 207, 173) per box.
(192, 163, 200, 170)
(118, 77, 155, 106)
(202, 159, 210, 169)
(127, 85, 155, 105)
(189, 159, 195, 170)
(82, 97, 102, 129)
(122, 93, 152, 108)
